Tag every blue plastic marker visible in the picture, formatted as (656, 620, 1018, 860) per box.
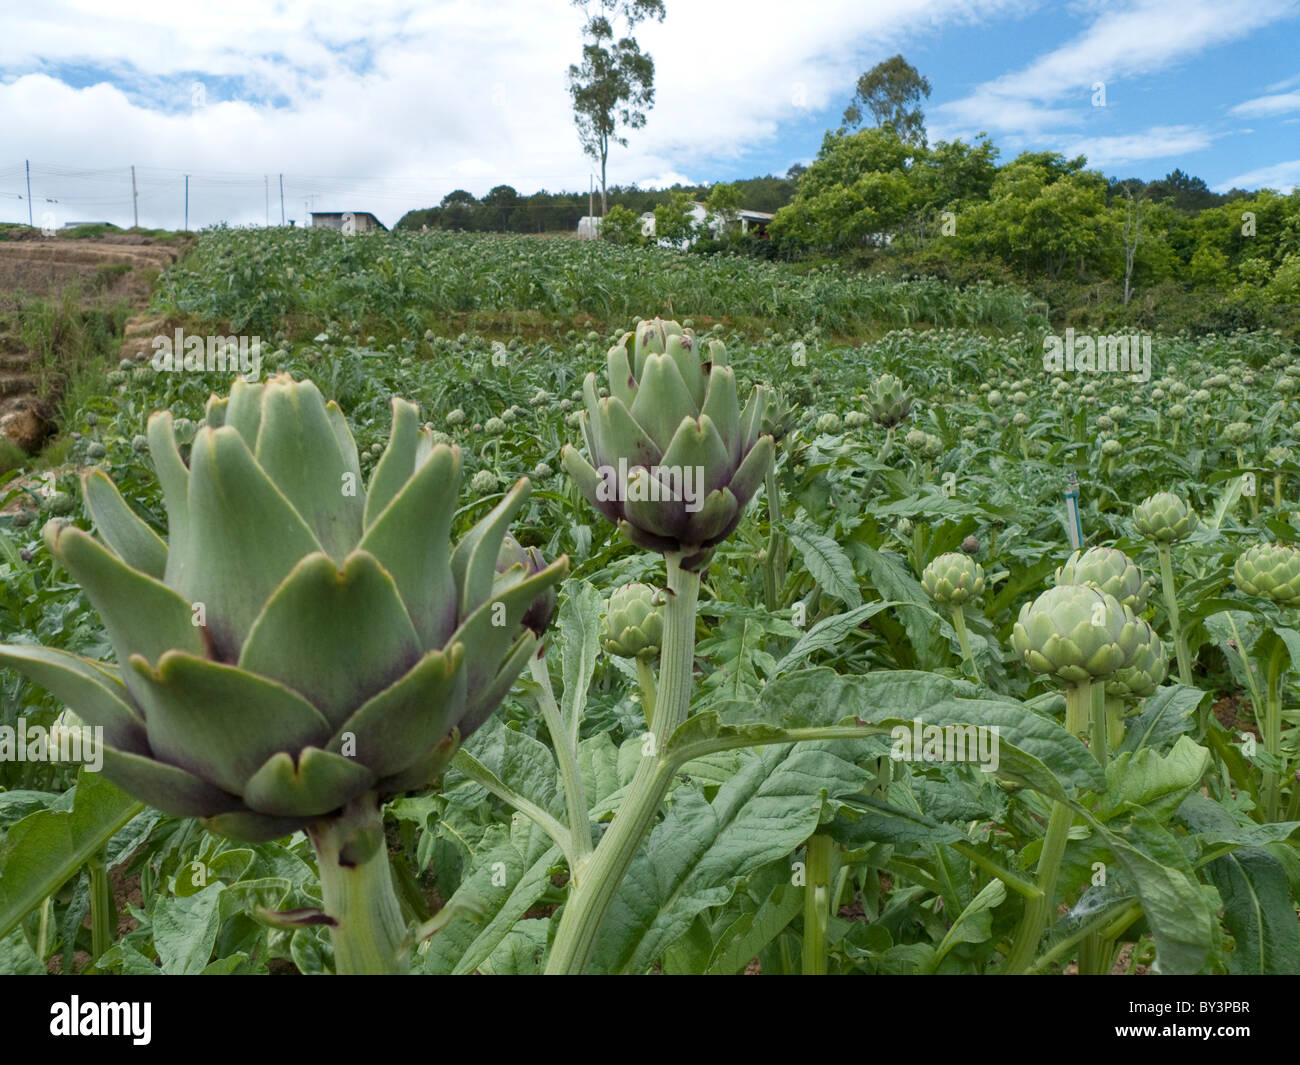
(1065, 471, 1083, 550)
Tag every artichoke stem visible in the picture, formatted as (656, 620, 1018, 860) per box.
(1065, 678, 1092, 739)
(763, 463, 784, 611)
(1274, 473, 1283, 510)
(545, 554, 701, 974)
(1089, 684, 1108, 769)
(802, 834, 834, 975)
(308, 794, 409, 975)
(1264, 642, 1286, 821)
(1156, 543, 1193, 686)
(1003, 801, 1073, 974)
(1105, 696, 1126, 751)
(529, 654, 592, 868)
(89, 856, 115, 962)
(948, 606, 981, 684)
(636, 657, 658, 732)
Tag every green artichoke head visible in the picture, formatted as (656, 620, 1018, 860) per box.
(1055, 546, 1150, 612)
(1235, 543, 1300, 606)
(561, 318, 775, 571)
(1010, 585, 1134, 685)
(601, 582, 664, 660)
(0, 374, 567, 842)
(1105, 613, 1168, 699)
(1133, 492, 1198, 543)
(867, 373, 912, 428)
(920, 552, 986, 606)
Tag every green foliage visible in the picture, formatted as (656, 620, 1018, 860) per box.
(598, 204, 646, 246)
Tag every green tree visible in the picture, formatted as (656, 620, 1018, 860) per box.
(482, 185, 519, 231)
(842, 54, 932, 146)
(439, 189, 478, 231)
(653, 192, 698, 247)
(599, 204, 647, 244)
(704, 181, 743, 239)
(568, 0, 666, 216)
(769, 128, 919, 253)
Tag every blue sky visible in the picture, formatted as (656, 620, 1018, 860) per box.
(0, 0, 1296, 228)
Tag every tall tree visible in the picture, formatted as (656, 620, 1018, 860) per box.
(842, 54, 932, 147)
(568, 0, 666, 215)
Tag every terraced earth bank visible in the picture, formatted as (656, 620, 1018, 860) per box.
(0, 231, 188, 453)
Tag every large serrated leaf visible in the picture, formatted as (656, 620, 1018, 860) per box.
(0, 769, 143, 941)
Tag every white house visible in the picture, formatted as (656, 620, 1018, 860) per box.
(638, 202, 774, 248)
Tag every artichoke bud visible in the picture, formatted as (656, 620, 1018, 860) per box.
(495, 534, 559, 637)
(868, 373, 912, 428)
(601, 582, 664, 660)
(1010, 585, 1132, 684)
(1106, 615, 1168, 698)
(1235, 543, 1300, 606)
(1133, 492, 1198, 543)
(921, 552, 985, 606)
(1055, 546, 1150, 612)
(0, 374, 568, 843)
(562, 319, 775, 570)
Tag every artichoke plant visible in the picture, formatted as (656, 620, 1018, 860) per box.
(867, 373, 912, 428)
(602, 581, 665, 729)
(1235, 543, 1300, 606)
(1133, 492, 1198, 543)
(1055, 547, 1150, 612)
(601, 582, 664, 661)
(0, 375, 566, 973)
(921, 552, 986, 606)
(562, 318, 774, 573)
(921, 553, 986, 683)
(1133, 493, 1197, 685)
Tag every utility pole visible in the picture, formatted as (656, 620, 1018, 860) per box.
(265, 175, 269, 226)
(279, 173, 285, 225)
(184, 175, 189, 232)
(588, 174, 593, 224)
(130, 165, 139, 229)
(25, 160, 32, 227)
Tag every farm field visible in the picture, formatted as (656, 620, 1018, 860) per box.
(0, 226, 1298, 976)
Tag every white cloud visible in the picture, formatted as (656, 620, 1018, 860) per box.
(1214, 158, 1300, 192)
(0, 0, 1019, 228)
(1230, 91, 1300, 117)
(1059, 124, 1214, 165)
(934, 0, 1299, 141)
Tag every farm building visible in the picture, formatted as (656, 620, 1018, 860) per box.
(577, 215, 602, 239)
(637, 202, 776, 248)
(310, 211, 388, 232)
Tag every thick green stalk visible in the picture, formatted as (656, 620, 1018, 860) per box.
(802, 834, 834, 975)
(635, 657, 658, 731)
(948, 605, 981, 684)
(1157, 542, 1192, 686)
(308, 795, 409, 975)
(1264, 641, 1285, 821)
(546, 554, 701, 974)
(1105, 696, 1126, 752)
(1003, 801, 1074, 975)
(88, 856, 115, 962)
(1090, 684, 1108, 771)
(762, 463, 784, 611)
(1065, 677, 1093, 739)
(530, 654, 592, 868)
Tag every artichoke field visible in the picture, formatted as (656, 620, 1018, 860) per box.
(3, 228, 1300, 979)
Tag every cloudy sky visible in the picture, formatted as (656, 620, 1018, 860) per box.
(1, 0, 1297, 229)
